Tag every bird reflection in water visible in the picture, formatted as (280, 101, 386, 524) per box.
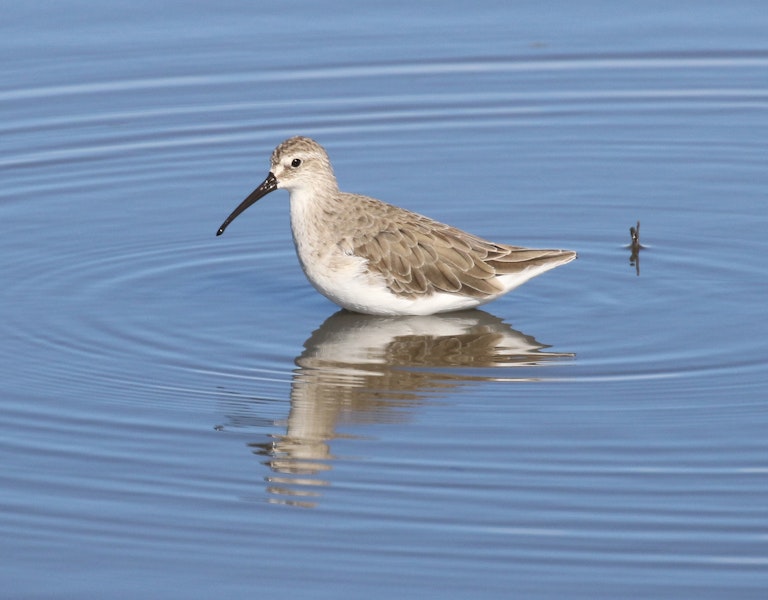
(232, 310, 574, 507)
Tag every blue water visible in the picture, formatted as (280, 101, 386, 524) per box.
(2, 2, 767, 598)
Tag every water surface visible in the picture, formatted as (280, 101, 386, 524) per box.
(2, 2, 767, 598)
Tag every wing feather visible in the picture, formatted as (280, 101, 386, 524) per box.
(346, 196, 574, 300)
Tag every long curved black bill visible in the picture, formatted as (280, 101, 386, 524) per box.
(216, 172, 278, 236)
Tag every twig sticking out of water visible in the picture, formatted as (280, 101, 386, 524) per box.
(628, 220, 643, 276)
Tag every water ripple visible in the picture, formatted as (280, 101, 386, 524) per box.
(3, 51, 767, 172)
(2, 6, 768, 593)
(3, 49, 768, 101)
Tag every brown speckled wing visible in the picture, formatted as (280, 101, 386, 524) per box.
(348, 197, 574, 299)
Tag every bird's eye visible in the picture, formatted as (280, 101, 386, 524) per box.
(291, 158, 302, 168)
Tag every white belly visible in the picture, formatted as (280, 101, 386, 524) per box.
(291, 221, 485, 315)
(301, 254, 487, 315)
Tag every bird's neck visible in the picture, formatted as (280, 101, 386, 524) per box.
(288, 185, 344, 256)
